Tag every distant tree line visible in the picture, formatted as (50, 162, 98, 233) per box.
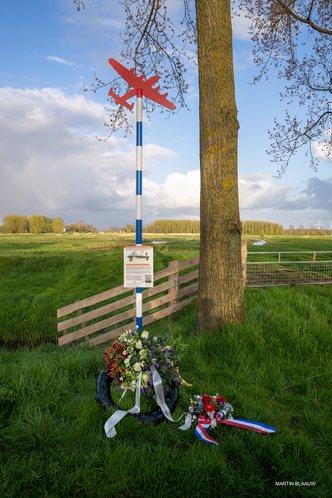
(284, 227, 332, 236)
(144, 220, 200, 234)
(143, 219, 331, 236)
(0, 214, 65, 234)
(2, 215, 330, 236)
(144, 219, 286, 235)
(241, 220, 284, 236)
(103, 224, 135, 233)
(65, 221, 97, 233)
(0, 215, 98, 234)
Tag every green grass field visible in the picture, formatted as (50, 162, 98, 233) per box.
(0, 233, 331, 346)
(0, 234, 331, 497)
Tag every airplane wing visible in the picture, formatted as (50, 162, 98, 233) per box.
(145, 75, 160, 85)
(109, 58, 130, 81)
(141, 83, 176, 110)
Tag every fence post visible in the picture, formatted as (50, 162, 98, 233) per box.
(278, 252, 281, 263)
(168, 261, 179, 305)
(75, 300, 87, 342)
(241, 240, 248, 286)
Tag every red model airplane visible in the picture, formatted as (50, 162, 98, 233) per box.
(108, 58, 176, 111)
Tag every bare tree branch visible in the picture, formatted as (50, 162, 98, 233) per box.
(276, 0, 332, 35)
(76, 1, 331, 174)
(238, 0, 332, 173)
(78, 0, 196, 137)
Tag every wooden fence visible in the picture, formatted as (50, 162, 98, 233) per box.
(57, 241, 248, 347)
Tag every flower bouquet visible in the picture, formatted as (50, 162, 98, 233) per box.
(181, 394, 276, 445)
(97, 329, 180, 425)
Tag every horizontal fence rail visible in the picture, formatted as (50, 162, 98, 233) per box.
(246, 251, 332, 287)
(247, 250, 332, 262)
(57, 256, 201, 347)
(57, 246, 331, 347)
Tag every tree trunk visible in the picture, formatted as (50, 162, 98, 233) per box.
(196, 0, 244, 331)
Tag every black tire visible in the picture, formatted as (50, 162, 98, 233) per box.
(96, 370, 179, 424)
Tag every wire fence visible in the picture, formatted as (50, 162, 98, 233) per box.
(246, 251, 332, 287)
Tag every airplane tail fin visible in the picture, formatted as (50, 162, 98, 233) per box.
(108, 89, 134, 111)
(108, 88, 121, 105)
(123, 101, 134, 112)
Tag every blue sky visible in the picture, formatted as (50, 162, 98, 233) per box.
(0, 0, 331, 228)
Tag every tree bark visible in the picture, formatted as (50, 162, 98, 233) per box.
(196, 0, 244, 331)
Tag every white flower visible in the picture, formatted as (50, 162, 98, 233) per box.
(139, 348, 147, 358)
(124, 358, 130, 366)
(141, 373, 149, 386)
(153, 336, 158, 342)
(141, 331, 149, 340)
(133, 362, 141, 372)
(135, 340, 143, 350)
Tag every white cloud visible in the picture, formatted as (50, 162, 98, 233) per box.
(239, 173, 291, 209)
(0, 87, 106, 129)
(144, 143, 177, 160)
(0, 86, 330, 228)
(45, 55, 78, 68)
(0, 87, 178, 227)
(232, 10, 252, 41)
(141, 171, 332, 223)
(140, 170, 200, 218)
(313, 130, 332, 161)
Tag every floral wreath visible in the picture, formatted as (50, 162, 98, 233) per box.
(102, 329, 180, 397)
(97, 329, 277, 444)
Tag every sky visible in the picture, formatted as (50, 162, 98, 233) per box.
(0, 0, 331, 229)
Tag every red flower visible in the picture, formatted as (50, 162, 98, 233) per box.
(202, 394, 212, 405)
(112, 341, 125, 353)
(204, 403, 217, 413)
(216, 395, 225, 404)
(103, 348, 112, 367)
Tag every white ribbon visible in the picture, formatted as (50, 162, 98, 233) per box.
(104, 367, 192, 438)
(150, 365, 177, 422)
(104, 373, 141, 438)
(178, 412, 193, 431)
(150, 365, 192, 430)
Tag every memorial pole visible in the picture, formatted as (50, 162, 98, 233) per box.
(135, 88, 143, 329)
(107, 59, 176, 332)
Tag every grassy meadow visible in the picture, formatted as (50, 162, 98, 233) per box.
(0, 233, 331, 497)
(0, 232, 331, 346)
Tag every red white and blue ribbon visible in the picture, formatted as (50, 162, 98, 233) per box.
(191, 414, 276, 446)
(218, 418, 276, 434)
(194, 416, 219, 445)
(104, 384, 276, 445)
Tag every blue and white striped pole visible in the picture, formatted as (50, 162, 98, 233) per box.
(135, 88, 143, 330)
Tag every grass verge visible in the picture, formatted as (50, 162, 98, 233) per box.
(0, 284, 331, 497)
